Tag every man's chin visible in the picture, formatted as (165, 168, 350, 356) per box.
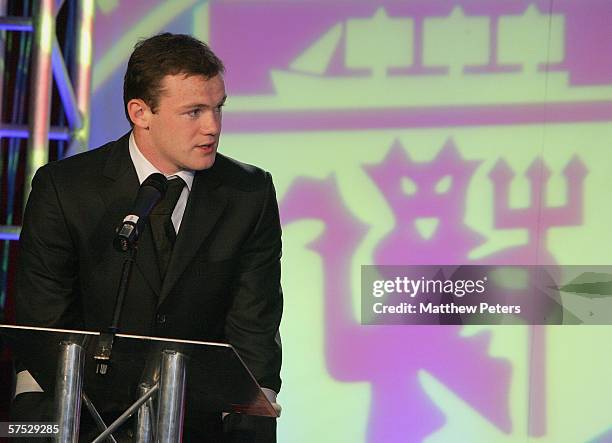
(191, 153, 217, 171)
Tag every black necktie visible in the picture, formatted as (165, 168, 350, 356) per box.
(149, 176, 186, 278)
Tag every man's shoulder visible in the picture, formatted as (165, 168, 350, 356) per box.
(212, 153, 271, 192)
(38, 134, 128, 178)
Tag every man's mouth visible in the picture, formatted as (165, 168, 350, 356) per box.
(196, 143, 215, 151)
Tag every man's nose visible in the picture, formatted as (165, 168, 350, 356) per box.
(200, 111, 221, 135)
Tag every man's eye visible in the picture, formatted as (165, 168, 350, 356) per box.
(215, 104, 224, 113)
(187, 109, 201, 118)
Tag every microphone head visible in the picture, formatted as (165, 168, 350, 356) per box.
(142, 173, 168, 195)
(113, 173, 168, 252)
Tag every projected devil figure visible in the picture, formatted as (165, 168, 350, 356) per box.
(280, 138, 586, 442)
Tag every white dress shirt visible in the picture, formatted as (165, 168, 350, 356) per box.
(128, 132, 194, 233)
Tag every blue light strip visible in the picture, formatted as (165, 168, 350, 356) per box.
(0, 226, 20, 241)
(0, 17, 33, 32)
(0, 124, 70, 140)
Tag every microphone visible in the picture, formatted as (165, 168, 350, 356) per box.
(113, 173, 168, 252)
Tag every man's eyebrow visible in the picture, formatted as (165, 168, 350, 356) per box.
(180, 95, 227, 110)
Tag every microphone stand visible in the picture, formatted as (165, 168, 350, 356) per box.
(93, 173, 167, 375)
(94, 245, 137, 375)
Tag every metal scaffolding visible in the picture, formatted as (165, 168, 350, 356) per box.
(0, 0, 95, 241)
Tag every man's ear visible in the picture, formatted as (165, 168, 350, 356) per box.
(127, 99, 151, 129)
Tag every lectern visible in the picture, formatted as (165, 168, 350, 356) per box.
(1, 324, 278, 442)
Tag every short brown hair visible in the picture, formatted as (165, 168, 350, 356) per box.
(123, 33, 225, 125)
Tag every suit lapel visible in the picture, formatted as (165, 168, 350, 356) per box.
(100, 134, 162, 296)
(159, 167, 227, 305)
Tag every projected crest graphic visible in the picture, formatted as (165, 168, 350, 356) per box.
(281, 141, 514, 442)
(90, 0, 612, 441)
(280, 133, 585, 440)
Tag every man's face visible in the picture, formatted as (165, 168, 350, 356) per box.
(142, 73, 226, 174)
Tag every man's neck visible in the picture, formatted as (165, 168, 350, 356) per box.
(132, 129, 178, 175)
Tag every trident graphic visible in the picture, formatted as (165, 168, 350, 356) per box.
(487, 154, 587, 436)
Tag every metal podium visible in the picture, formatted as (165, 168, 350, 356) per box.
(0, 324, 278, 442)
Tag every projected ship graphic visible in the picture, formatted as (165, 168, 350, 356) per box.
(228, 5, 612, 117)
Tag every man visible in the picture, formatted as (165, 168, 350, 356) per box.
(12, 33, 282, 442)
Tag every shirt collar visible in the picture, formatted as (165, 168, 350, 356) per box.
(128, 132, 194, 191)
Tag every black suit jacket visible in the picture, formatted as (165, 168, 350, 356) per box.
(15, 133, 282, 436)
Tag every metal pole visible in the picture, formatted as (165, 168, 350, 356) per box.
(55, 341, 85, 443)
(91, 384, 159, 443)
(134, 382, 156, 443)
(51, 36, 82, 131)
(66, 0, 94, 157)
(24, 0, 55, 203)
(82, 393, 118, 443)
(156, 350, 187, 443)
